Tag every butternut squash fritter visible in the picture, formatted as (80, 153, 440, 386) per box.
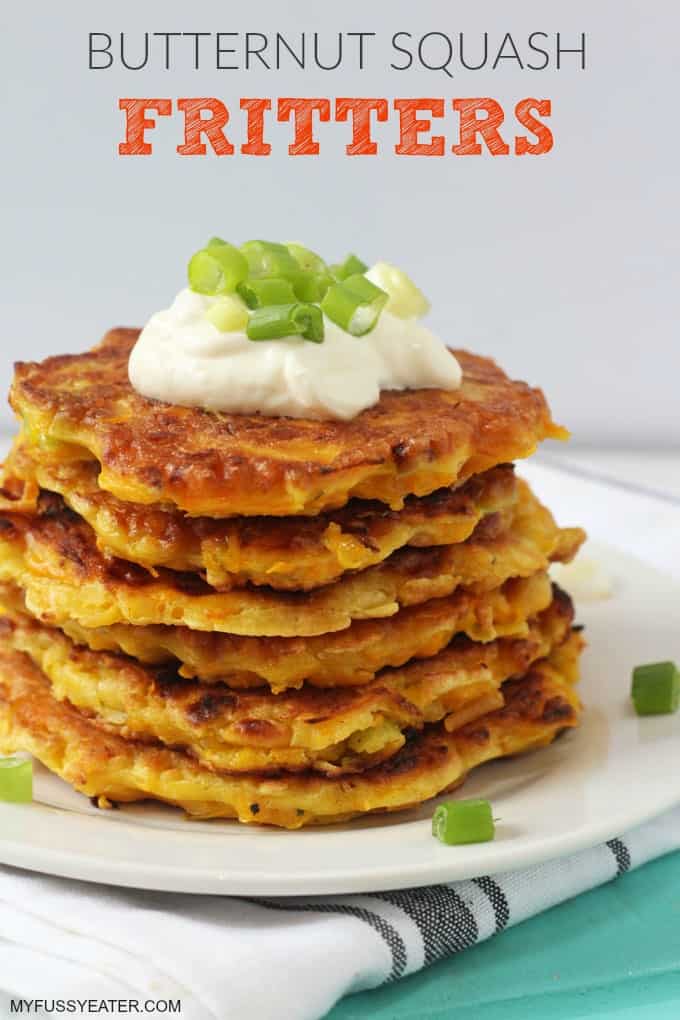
(11, 330, 567, 517)
(1, 439, 518, 591)
(0, 481, 583, 637)
(0, 634, 583, 827)
(0, 590, 574, 775)
(0, 571, 555, 691)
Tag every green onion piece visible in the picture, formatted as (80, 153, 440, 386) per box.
(282, 242, 333, 299)
(240, 240, 300, 279)
(631, 661, 680, 715)
(321, 273, 388, 336)
(205, 295, 249, 332)
(286, 243, 328, 275)
(246, 303, 324, 343)
(330, 254, 369, 281)
(240, 241, 331, 300)
(0, 756, 33, 803)
(237, 278, 297, 309)
(290, 270, 333, 303)
(188, 244, 249, 296)
(432, 799, 495, 846)
(366, 261, 431, 319)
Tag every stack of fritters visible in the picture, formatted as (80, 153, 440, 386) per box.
(0, 331, 585, 827)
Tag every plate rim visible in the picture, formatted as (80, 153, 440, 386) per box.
(1, 540, 679, 896)
(1, 789, 679, 897)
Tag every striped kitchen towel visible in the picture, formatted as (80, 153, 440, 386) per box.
(0, 806, 678, 1020)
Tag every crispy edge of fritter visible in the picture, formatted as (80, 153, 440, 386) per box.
(0, 571, 557, 690)
(0, 589, 574, 775)
(2, 438, 520, 591)
(11, 333, 568, 517)
(0, 479, 584, 636)
(0, 632, 583, 828)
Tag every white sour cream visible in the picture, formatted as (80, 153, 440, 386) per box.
(129, 286, 461, 420)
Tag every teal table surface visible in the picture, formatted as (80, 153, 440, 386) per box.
(327, 852, 680, 1020)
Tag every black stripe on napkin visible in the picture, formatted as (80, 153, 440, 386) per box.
(374, 887, 479, 966)
(606, 838, 631, 876)
(472, 876, 510, 933)
(247, 899, 408, 981)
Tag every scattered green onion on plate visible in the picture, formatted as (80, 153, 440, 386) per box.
(247, 303, 324, 343)
(0, 756, 33, 803)
(432, 799, 495, 845)
(631, 660, 680, 716)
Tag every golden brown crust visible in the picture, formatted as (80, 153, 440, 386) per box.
(2, 439, 518, 590)
(0, 478, 583, 637)
(0, 633, 582, 827)
(11, 330, 567, 517)
(0, 571, 555, 691)
(0, 591, 574, 775)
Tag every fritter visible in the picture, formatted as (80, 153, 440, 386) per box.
(0, 590, 574, 775)
(0, 479, 582, 637)
(0, 570, 555, 691)
(2, 439, 518, 591)
(11, 330, 567, 517)
(0, 634, 583, 827)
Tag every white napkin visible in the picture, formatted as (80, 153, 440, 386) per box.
(0, 458, 678, 1020)
(0, 811, 679, 1020)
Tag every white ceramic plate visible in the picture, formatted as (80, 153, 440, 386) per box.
(0, 542, 679, 896)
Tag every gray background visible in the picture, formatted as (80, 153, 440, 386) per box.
(1, 0, 678, 444)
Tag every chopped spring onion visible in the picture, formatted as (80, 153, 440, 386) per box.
(0, 756, 33, 803)
(187, 237, 434, 345)
(286, 243, 328, 275)
(205, 295, 249, 332)
(237, 278, 297, 309)
(432, 799, 495, 845)
(290, 270, 333, 303)
(188, 243, 249, 296)
(246, 303, 324, 343)
(239, 241, 333, 302)
(240, 240, 301, 280)
(321, 273, 388, 336)
(366, 261, 431, 320)
(631, 661, 680, 715)
(331, 254, 369, 281)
